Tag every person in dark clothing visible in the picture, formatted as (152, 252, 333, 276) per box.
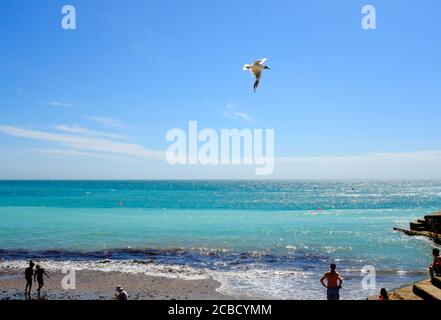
(429, 248, 441, 280)
(34, 264, 50, 293)
(24, 261, 35, 293)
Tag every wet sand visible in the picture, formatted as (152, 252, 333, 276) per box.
(0, 265, 233, 300)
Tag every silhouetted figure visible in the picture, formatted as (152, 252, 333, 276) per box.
(429, 248, 441, 280)
(320, 263, 343, 300)
(34, 264, 49, 294)
(24, 261, 35, 293)
(114, 285, 128, 300)
(379, 288, 389, 300)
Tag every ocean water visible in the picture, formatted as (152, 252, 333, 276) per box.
(1, 180, 441, 299)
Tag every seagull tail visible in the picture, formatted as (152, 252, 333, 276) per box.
(253, 79, 260, 92)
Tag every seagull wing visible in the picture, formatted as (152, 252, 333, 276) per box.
(254, 58, 267, 66)
(242, 64, 252, 71)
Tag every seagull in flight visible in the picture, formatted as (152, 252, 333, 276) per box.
(242, 58, 271, 92)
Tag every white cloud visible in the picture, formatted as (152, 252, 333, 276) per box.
(0, 125, 164, 161)
(33, 148, 124, 160)
(2, 124, 441, 179)
(222, 103, 253, 122)
(37, 100, 85, 108)
(53, 124, 129, 140)
(83, 115, 129, 128)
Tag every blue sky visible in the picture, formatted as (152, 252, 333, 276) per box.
(1, 0, 440, 179)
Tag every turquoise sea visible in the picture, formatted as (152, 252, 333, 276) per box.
(1, 180, 440, 299)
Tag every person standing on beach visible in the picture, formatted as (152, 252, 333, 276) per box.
(114, 285, 128, 300)
(24, 261, 35, 293)
(320, 263, 343, 300)
(34, 264, 50, 294)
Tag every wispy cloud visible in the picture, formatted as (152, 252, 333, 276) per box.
(0, 125, 164, 160)
(53, 124, 129, 140)
(32, 148, 124, 160)
(222, 103, 253, 123)
(83, 115, 129, 129)
(37, 100, 85, 108)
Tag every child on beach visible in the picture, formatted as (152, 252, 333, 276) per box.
(429, 248, 441, 280)
(320, 263, 343, 300)
(114, 285, 128, 300)
(34, 264, 50, 293)
(24, 261, 35, 293)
